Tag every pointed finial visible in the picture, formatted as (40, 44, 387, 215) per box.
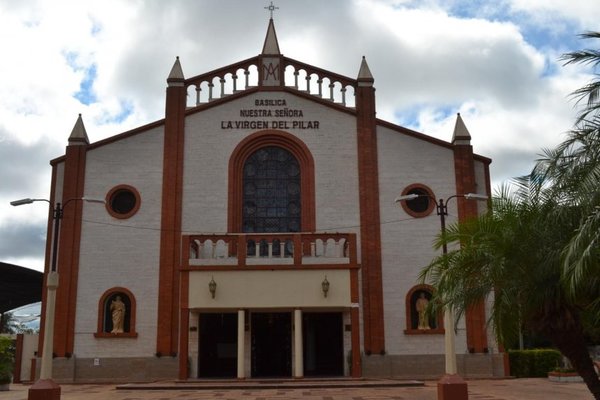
(167, 56, 185, 86)
(68, 113, 89, 145)
(262, 17, 281, 55)
(357, 56, 374, 86)
(452, 112, 472, 145)
(264, 1, 279, 19)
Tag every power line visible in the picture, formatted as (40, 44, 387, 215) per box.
(80, 213, 453, 234)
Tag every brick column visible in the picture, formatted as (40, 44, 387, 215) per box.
(52, 115, 89, 357)
(355, 57, 385, 354)
(157, 58, 186, 355)
(452, 113, 488, 353)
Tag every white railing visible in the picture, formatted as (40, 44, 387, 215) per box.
(185, 232, 356, 268)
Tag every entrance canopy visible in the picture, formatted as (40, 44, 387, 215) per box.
(0, 262, 43, 313)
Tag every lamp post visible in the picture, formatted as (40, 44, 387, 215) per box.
(10, 197, 105, 400)
(395, 192, 488, 400)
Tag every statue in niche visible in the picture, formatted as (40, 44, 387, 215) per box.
(110, 295, 126, 334)
(416, 292, 431, 330)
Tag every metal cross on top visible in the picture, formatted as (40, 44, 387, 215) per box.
(264, 1, 279, 19)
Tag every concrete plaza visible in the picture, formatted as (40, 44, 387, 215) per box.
(0, 378, 593, 400)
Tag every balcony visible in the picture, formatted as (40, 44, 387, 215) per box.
(182, 232, 357, 270)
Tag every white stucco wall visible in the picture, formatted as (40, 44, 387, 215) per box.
(188, 269, 351, 308)
(181, 92, 361, 239)
(63, 86, 493, 362)
(377, 125, 469, 356)
(73, 126, 164, 357)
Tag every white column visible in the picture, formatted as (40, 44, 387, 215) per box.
(444, 307, 458, 374)
(237, 310, 245, 379)
(40, 272, 59, 379)
(294, 309, 303, 378)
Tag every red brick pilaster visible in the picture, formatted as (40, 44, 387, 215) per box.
(356, 66, 385, 354)
(453, 134, 488, 353)
(157, 67, 186, 355)
(178, 268, 190, 380)
(13, 334, 23, 383)
(54, 140, 87, 356)
(350, 268, 362, 377)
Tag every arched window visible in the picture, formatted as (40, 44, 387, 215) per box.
(94, 287, 138, 338)
(242, 146, 301, 233)
(404, 284, 444, 335)
(228, 130, 315, 233)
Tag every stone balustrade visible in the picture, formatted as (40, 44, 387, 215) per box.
(183, 232, 357, 269)
(184, 56, 357, 108)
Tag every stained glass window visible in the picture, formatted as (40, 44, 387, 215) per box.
(243, 146, 301, 255)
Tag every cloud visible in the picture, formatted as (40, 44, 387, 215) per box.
(508, 0, 600, 29)
(0, 221, 47, 264)
(0, 135, 57, 203)
(0, 0, 596, 271)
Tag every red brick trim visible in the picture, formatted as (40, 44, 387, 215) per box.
(356, 82, 385, 354)
(227, 130, 316, 233)
(350, 269, 361, 377)
(403, 284, 444, 335)
(466, 302, 488, 353)
(375, 118, 492, 165)
(29, 358, 36, 382)
(54, 143, 87, 356)
(178, 270, 190, 380)
(105, 184, 141, 219)
(453, 143, 488, 353)
(157, 81, 186, 355)
(13, 334, 23, 383)
(183, 264, 359, 271)
(94, 287, 138, 338)
(399, 183, 436, 218)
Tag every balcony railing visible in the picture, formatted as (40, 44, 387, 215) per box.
(184, 55, 357, 108)
(182, 232, 357, 269)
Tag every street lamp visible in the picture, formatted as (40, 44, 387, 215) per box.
(10, 196, 105, 400)
(395, 192, 488, 400)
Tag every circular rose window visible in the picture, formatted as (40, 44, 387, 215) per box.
(106, 185, 141, 219)
(399, 184, 435, 218)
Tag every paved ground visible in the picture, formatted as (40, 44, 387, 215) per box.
(1, 378, 594, 400)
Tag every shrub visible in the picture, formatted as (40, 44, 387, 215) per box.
(508, 349, 561, 377)
(0, 336, 14, 384)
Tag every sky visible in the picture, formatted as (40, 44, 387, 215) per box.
(1, 0, 599, 272)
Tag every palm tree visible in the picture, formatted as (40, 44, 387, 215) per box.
(560, 32, 600, 124)
(420, 31, 600, 399)
(420, 179, 600, 399)
(538, 32, 600, 298)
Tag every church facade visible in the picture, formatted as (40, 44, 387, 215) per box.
(38, 19, 504, 382)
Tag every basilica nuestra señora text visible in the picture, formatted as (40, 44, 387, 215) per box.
(220, 98, 320, 130)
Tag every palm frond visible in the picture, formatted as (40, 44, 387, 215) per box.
(562, 205, 600, 292)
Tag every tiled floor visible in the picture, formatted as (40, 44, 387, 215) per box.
(1, 378, 593, 400)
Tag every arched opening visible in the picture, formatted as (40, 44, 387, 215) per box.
(242, 146, 301, 234)
(404, 284, 444, 334)
(228, 130, 315, 233)
(95, 287, 138, 338)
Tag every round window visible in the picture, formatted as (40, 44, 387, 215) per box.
(106, 185, 141, 219)
(400, 184, 435, 217)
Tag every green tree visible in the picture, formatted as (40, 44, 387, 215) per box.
(420, 181, 600, 398)
(538, 32, 600, 302)
(0, 336, 14, 384)
(0, 313, 16, 334)
(421, 32, 600, 399)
